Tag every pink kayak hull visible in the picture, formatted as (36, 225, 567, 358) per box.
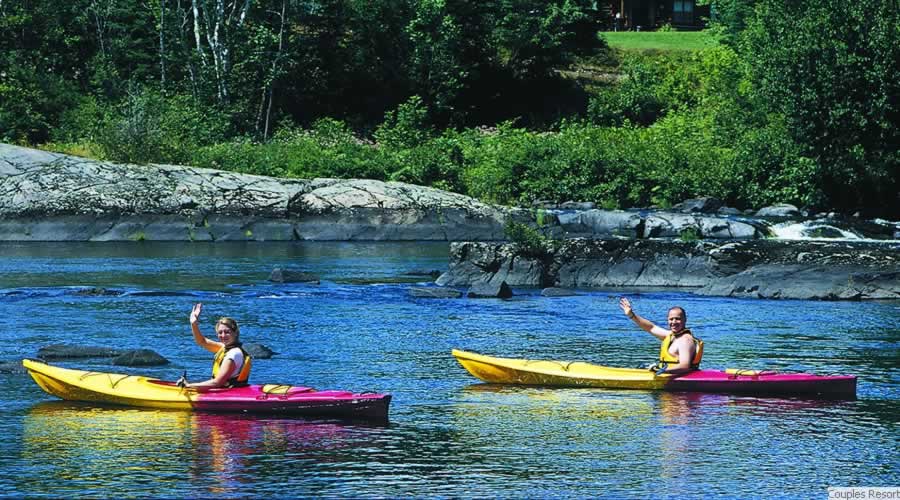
(166, 383, 392, 419)
(667, 370, 857, 398)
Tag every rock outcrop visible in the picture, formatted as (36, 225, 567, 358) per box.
(437, 239, 900, 300)
(0, 144, 519, 241)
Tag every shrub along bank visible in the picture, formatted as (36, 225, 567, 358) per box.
(50, 47, 814, 215)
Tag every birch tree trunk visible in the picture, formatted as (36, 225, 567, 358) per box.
(188, 0, 253, 103)
(89, 0, 114, 61)
(263, 0, 287, 140)
(159, 0, 166, 90)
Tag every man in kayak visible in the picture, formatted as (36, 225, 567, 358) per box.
(182, 303, 252, 389)
(618, 297, 703, 376)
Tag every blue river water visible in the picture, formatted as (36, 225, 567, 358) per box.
(0, 242, 897, 498)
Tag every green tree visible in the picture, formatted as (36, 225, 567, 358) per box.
(493, 0, 596, 80)
(741, 0, 899, 215)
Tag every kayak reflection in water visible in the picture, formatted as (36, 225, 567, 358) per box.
(182, 303, 253, 389)
(618, 297, 703, 376)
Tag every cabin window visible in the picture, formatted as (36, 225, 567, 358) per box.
(673, 0, 694, 24)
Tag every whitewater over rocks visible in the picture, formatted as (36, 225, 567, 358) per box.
(2, 143, 898, 300)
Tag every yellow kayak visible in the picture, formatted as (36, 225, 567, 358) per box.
(23, 359, 392, 418)
(451, 349, 857, 397)
(451, 349, 670, 390)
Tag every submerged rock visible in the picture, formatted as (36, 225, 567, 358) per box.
(269, 268, 320, 284)
(72, 287, 124, 296)
(541, 287, 578, 297)
(0, 361, 27, 374)
(38, 344, 121, 359)
(112, 349, 169, 366)
(404, 269, 443, 279)
(408, 287, 463, 299)
(243, 343, 277, 359)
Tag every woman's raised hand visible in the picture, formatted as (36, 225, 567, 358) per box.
(190, 303, 203, 324)
(618, 297, 633, 317)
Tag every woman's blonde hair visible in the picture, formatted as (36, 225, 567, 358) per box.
(215, 317, 240, 337)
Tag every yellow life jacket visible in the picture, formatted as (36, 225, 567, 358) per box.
(659, 329, 703, 369)
(212, 344, 252, 387)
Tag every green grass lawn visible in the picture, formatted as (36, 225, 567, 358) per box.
(601, 31, 718, 51)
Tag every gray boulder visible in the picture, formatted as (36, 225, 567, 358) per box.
(38, 344, 121, 359)
(112, 349, 169, 366)
(467, 281, 513, 299)
(642, 213, 699, 238)
(556, 210, 642, 238)
(718, 206, 742, 215)
(409, 287, 463, 298)
(642, 214, 762, 240)
(755, 204, 801, 218)
(559, 201, 596, 210)
(673, 197, 723, 213)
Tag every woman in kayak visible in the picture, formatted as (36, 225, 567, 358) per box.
(183, 303, 252, 389)
(618, 297, 702, 376)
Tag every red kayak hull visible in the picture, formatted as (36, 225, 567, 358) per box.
(188, 385, 392, 419)
(667, 370, 856, 398)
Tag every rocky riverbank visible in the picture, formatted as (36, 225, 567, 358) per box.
(3, 143, 899, 300)
(0, 144, 521, 241)
(3, 143, 898, 242)
(436, 239, 900, 300)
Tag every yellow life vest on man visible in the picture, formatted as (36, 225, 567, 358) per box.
(212, 343, 252, 387)
(659, 329, 703, 369)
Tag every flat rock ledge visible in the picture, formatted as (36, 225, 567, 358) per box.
(436, 239, 900, 300)
(0, 144, 520, 241)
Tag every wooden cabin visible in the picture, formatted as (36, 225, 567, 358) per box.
(600, 0, 711, 31)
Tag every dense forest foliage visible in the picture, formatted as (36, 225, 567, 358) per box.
(1, 0, 897, 217)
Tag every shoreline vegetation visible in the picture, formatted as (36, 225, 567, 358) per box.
(2, 1, 897, 219)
